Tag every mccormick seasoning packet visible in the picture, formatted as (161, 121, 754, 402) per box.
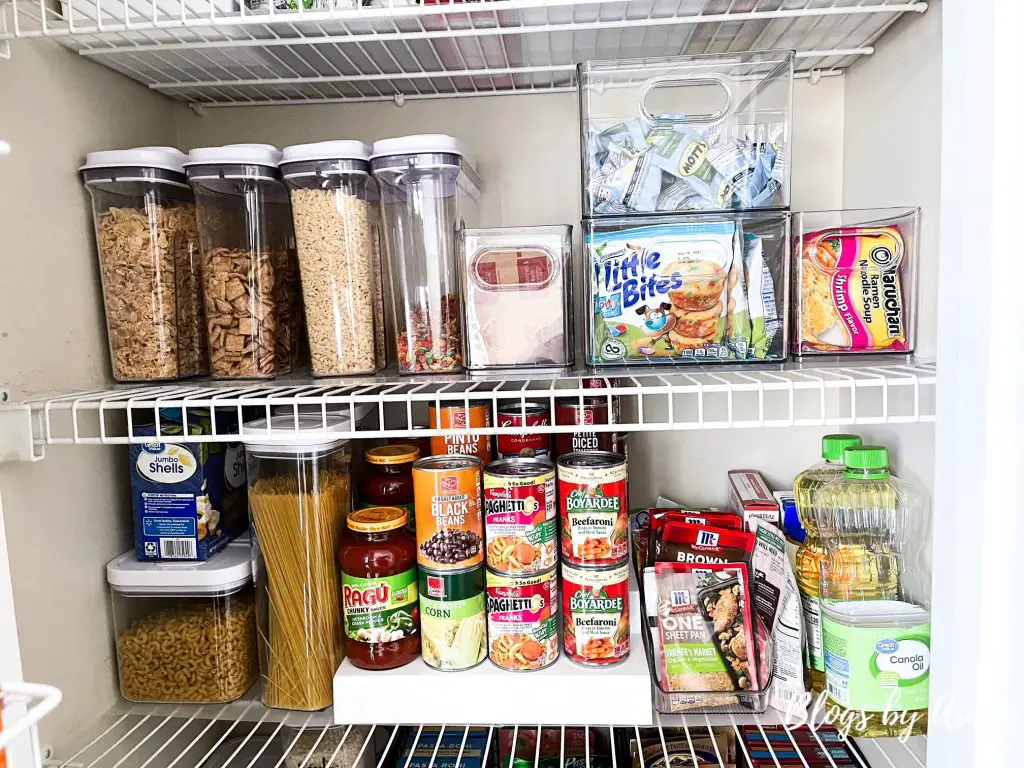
(635, 508, 743, 568)
(728, 469, 781, 529)
(654, 520, 757, 567)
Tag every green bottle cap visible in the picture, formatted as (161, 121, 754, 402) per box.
(844, 445, 890, 473)
(822, 434, 862, 463)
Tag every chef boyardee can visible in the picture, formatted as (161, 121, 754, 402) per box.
(483, 458, 558, 576)
(557, 451, 628, 566)
(486, 568, 559, 671)
(418, 567, 487, 671)
(562, 561, 630, 667)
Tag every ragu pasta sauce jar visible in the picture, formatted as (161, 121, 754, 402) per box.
(557, 451, 628, 566)
(496, 402, 552, 459)
(554, 398, 615, 456)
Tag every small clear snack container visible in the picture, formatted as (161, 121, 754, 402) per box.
(81, 148, 207, 382)
(106, 541, 257, 704)
(460, 225, 574, 371)
(371, 135, 483, 375)
(243, 414, 352, 711)
(185, 145, 303, 379)
(281, 141, 386, 376)
(578, 50, 793, 217)
(584, 211, 789, 365)
(793, 207, 920, 356)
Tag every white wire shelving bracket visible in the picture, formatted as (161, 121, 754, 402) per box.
(0, 0, 928, 105)
(8, 359, 937, 457)
(0, 682, 63, 768)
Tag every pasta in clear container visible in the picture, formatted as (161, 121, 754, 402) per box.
(243, 414, 352, 711)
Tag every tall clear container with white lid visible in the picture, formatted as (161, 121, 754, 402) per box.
(243, 414, 352, 711)
(106, 541, 257, 704)
(280, 141, 387, 376)
(371, 134, 482, 374)
(80, 147, 207, 382)
(185, 145, 302, 379)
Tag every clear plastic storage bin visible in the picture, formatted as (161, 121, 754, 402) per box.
(243, 415, 352, 711)
(81, 148, 207, 382)
(185, 145, 303, 378)
(371, 135, 482, 374)
(793, 207, 920, 356)
(584, 212, 789, 365)
(106, 542, 257, 704)
(578, 50, 793, 216)
(281, 141, 387, 376)
(460, 225, 574, 371)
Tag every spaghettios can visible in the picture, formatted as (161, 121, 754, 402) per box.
(483, 458, 557, 576)
(557, 451, 628, 567)
(485, 568, 559, 671)
(562, 561, 630, 667)
(554, 398, 616, 457)
(413, 455, 483, 571)
(418, 567, 487, 671)
(496, 403, 552, 459)
(429, 402, 492, 463)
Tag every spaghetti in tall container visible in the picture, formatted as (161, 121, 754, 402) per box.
(244, 414, 352, 711)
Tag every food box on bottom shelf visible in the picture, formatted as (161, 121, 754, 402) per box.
(585, 212, 789, 365)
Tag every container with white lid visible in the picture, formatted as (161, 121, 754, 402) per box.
(370, 134, 483, 374)
(186, 145, 303, 379)
(81, 147, 207, 382)
(106, 541, 257, 704)
(243, 414, 351, 711)
(281, 140, 387, 376)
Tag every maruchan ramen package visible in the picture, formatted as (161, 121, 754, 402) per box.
(586, 217, 786, 365)
(796, 224, 912, 354)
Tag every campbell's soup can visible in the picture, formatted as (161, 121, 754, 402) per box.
(429, 402, 492, 463)
(557, 451, 629, 566)
(483, 458, 558, 575)
(486, 568, 559, 671)
(562, 562, 630, 666)
(554, 398, 616, 456)
(413, 455, 484, 571)
(496, 403, 552, 459)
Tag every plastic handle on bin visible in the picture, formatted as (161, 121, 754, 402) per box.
(639, 75, 732, 125)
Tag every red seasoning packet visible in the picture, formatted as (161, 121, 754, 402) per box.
(655, 521, 757, 566)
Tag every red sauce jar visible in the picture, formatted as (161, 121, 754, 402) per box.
(360, 445, 420, 525)
(339, 507, 420, 670)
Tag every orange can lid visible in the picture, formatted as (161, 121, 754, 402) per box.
(348, 506, 408, 533)
(366, 444, 421, 465)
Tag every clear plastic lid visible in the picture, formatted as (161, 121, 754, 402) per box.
(80, 147, 188, 175)
(106, 541, 252, 596)
(242, 413, 351, 455)
(184, 145, 282, 175)
(281, 140, 371, 165)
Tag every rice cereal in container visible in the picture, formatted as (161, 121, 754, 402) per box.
(413, 455, 484, 570)
(486, 568, 560, 671)
(562, 561, 630, 666)
(558, 451, 629, 566)
(483, 458, 558, 575)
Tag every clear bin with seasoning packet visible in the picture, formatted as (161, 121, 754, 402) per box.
(793, 207, 920, 356)
(579, 50, 793, 217)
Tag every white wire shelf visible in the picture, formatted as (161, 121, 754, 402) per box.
(49, 703, 930, 768)
(0, 0, 928, 106)
(0, 682, 63, 768)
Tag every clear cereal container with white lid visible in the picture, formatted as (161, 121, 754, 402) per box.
(80, 147, 207, 382)
(579, 50, 793, 216)
(106, 540, 257, 704)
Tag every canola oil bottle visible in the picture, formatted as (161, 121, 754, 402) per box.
(793, 434, 862, 693)
(816, 446, 930, 737)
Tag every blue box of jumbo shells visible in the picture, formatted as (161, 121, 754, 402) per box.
(130, 409, 247, 561)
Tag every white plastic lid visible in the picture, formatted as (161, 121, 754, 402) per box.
(281, 140, 372, 165)
(271, 403, 373, 424)
(106, 541, 252, 596)
(822, 600, 930, 627)
(184, 145, 281, 169)
(371, 134, 472, 164)
(80, 147, 188, 175)
(242, 413, 351, 454)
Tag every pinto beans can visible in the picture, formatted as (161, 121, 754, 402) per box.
(413, 455, 484, 571)
(496, 403, 552, 459)
(483, 458, 558, 575)
(562, 562, 630, 666)
(486, 568, 560, 671)
(429, 402, 492, 463)
(557, 451, 629, 566)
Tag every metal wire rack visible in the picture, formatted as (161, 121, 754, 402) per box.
(0, 0, 928, 106)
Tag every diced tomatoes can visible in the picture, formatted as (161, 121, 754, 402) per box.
(557, 451, 629, 567)
(496, 402, 552, 459)
(485, 568, 559, 671)
(483, 458, 558, 576)
(429, 402, 492, 463)
(554, 398, 616, 457)
(561, 561, 631, 667)
(413, 455, 484, 571)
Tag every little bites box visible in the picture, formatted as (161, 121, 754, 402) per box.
(728, 469, 781, 530)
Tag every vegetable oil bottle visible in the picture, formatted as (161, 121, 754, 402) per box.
(816, 446, 930, 737)
(793, 434, 861, 693)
